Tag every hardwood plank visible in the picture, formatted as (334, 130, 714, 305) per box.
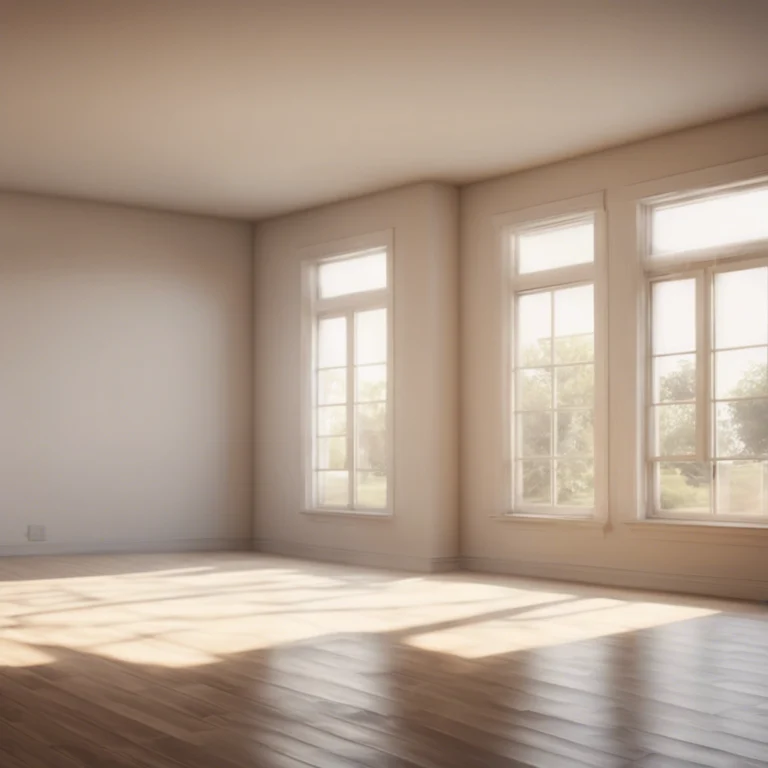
(2, 552, 768, 768)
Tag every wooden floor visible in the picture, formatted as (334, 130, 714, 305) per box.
(1, 554, 768, 768)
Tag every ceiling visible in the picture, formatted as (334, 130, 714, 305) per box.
(1, 0, 767, 220)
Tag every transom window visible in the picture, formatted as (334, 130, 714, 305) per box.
(645, 180, 768, 522)
(307, 245, 391, 513)
(507, 209, 602, 517)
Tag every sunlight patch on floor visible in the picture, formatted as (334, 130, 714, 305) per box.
(0, 554, 732, 668)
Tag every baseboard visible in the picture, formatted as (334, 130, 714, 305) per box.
(0, 538, 252, 557)
(462, 556, 768, 602)
(257, 539, 459, 574)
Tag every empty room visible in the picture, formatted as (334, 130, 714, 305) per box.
(2, 1, 768, 766)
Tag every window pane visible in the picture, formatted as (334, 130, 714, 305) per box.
(556, 410, 593, 457)
(654, 404, 696, 457)
(554, 285, 594, 364)
(356, 404, 386, 471)
(652, 186, 768, 255)
(317, 316, 347, 368)
(518, 412, 551, 457)
(652, 279, 696, 355)
(657, 462, 711, 513)
(517, 291, 551, 366)
(317, 406, 346, 436)
(318, 251, 387, 298)
(317, 437, 346, 470)
(714, 267, 768, 350)
(519, 460, 551, 505)
(517, 218, 594, 275)
(317, 368, 346, 405)
(355, 309, 387, 365)
(716, 461, 768, 517)
(653, 355, 696, 403)
(556, 460, 594, 507)
(356, 472, 387, 508)
(556, 364, 594, 408)
(716, 401, 768, 458)
(317, 471, 348, 507)
(715, 348, 768, 400)
(518, 368, 552, 411)
(356, 364, 387, 402)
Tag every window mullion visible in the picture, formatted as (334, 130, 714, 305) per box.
(695, 271, 711, 465)
(347, 309, 355, 508)
(550, 292, 556, 507)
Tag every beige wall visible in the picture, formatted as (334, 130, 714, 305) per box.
(0, 193, 253, 554)
(460, 110, 768, 599)
(253, 183, 459, 570)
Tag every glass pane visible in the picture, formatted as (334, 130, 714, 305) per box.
(517, 291, 551, 366)
(317, 368, 346, 405)
(317, 471, 348, 507)
(356, 364, 387, 402)
(716, 460, 768, 517)
(519, 460, 551, 505)
(715, 347, 768, 400)
(716, 401, 768, 458)
(518, 412, 551, 457)
(317, 437, 346, 470)
(317, 406, 346, 436)
(653, 354, 696, 403)
(652, 186, 768, 255)
(317, 316, 346, 368)
(556, 410, 593, 457)
(556, 364, 594, 408)
(318, 251, 387, 298)
(356, 471, 387, 508)
(356, 404, 387, 472)
(556, 460, 594, 507)
(518, 368, 552, 411)
(554, 285, 594, 364)
(657, 462, 711, 513)
(517, 218, 594, 275)
(355, 309, 387, 365)
(714, 267, 768, 350)
(654, 404, 696, 457)
(652, 279, 696, 355)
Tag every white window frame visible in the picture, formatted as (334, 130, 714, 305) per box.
(640, 176, 768, 524)
(300, 230, 394, 516)
(497, 192, 608, 520)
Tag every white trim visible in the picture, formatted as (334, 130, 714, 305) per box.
(497, 193, 607, 520)
(257, 539, 457, 573)
(300, 229, 394, 516)
(637, 172, 768, 524)
(0, 538, 251, 557)
(461, 555, 768, 602)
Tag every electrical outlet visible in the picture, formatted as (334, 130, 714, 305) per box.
(27, 525, 47, 542)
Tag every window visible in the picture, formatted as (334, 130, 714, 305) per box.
(507, 206, 604, 517)
(305, 243, 391, 513)
(645, 181, 768, 521)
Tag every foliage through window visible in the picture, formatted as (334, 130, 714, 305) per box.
(509, 212, 599, 516)
(646, 182, 768, 521)
(310, 247, 390, 511)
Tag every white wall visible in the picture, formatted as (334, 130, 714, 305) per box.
(461, 110, 768, 600)
(253, 183, 459, 571)
(0, 193, 253, 554)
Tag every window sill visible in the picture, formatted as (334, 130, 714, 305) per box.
(301, 508, 393, 520)
(494, 513, 608, 533)
(626, 519, 768, 547)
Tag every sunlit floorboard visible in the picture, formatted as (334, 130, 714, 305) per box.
(1, 553, 767, 767)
